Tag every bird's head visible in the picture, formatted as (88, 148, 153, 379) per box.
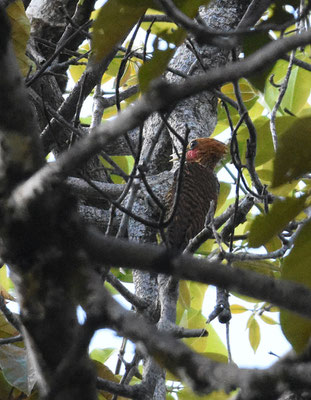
(186, 138, 227, 169)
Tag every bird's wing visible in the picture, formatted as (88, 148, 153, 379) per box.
(166, 163, 219, 250)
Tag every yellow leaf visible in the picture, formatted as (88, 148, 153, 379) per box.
(0, 266, 14, 300)
(196, 239, 214, 256)
(0, 313, 19, 338)
(248, 317, 261, 352)
(260, 314, 278, 325)
(7, 0, 34, 76)
(92, 1, 150, 62)
(221, 79, 258, 103)
(232, 260, 280, 279)
(141, 8, 177, 37)
(264, 236, 282, 252)
(189, 281, 208, 311)
(230, 304, 248, 314)
(69, 43, 89, 83)
(183, 309, 228, 362)
(93, 360, 128, 400)
(178, 280, 191, 309)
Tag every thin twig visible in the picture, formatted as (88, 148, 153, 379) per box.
(270, 50, 295, 151)
(0, 335, 23, 345)
(156, 0, 236, 48)
(106, 272, 148, 310)
(26, 20, 92, 87)
(0, 295, 21, 332)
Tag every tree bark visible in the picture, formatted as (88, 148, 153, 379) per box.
(130, 1, 253, 398)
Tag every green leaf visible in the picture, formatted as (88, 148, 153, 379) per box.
(110, 268, 133, 283)
(92, 0, 150, 62)
(248, 195, 308, 248)
(0, 371, 13, 399)
(183, 309, 209, 353)
(214, 196, 235, 219)
(104, 282, 118, 296)
(248, 317, 260, 352)
(215, 103, 240, 129)
(265, 3, 300, 26)
(80, 116, 92, 125)
(90, 348, 116, 364)
(272, 117, 311, 187)
(243, 32, 273, 91)
(216, 182, 231, 214)
(249, 101, 265, 120)
(264, 58, 311, 115)
(257, 160, 298, 196)
(238, 116, 290, 168)
(195, 239, 214, 256)
(264, 235, 283, 253)
(0, 345, 32, 395)
(0, 313, 19, 339)
(182, 309, 228, 362)
(238, 117, 273, 167)
(280, 219, 311, 353)
(139, 44, 176, 92)
(99, 155, 134, 184)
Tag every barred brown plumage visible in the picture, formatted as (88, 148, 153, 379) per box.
(166, 138, 227, 250)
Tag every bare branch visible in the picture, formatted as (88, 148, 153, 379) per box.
(84, 227, 311, 320)
(25, 28, 311, 196)
(270, 50, 295, 151)
(156, 0, 236, 48)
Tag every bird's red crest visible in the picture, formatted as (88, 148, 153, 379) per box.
(186, 138, 227, 169)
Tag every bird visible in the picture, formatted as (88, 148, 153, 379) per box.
(165, 137, 227, 251)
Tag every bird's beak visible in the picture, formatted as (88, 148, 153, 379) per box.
(169, 153, 181, 162)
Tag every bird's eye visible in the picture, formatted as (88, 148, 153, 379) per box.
(189, 140, 197, 149)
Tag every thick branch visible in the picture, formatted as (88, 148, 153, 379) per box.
(86, 277, 311, 400)
(67, 177, 124, 201)
(13, 28, 311, 198)
(84, 228, 311, 321)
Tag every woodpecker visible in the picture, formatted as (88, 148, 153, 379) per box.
(166, 138, 227, 250)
